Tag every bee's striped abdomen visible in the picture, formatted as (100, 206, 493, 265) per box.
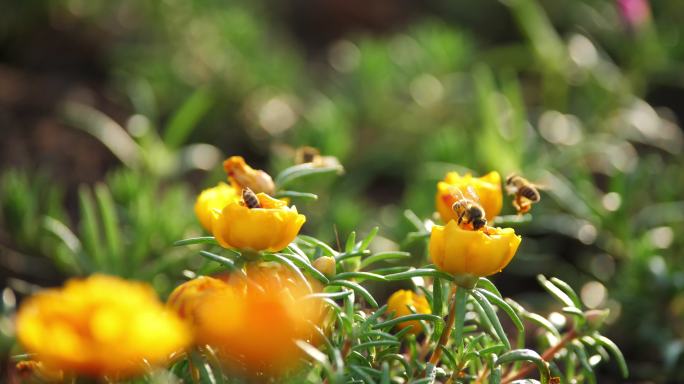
(242, 187, 261, 209)
(519, 186, 540, 202)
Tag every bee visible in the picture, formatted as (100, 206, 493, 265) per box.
(451, 186, 487, 230)
(295, 146, 321, 164)
(505, 173, 541, 214)
(242, 187, 261, 209)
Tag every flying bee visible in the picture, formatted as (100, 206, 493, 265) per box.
(241, 187, 261, 209)
(505, 173, 541, 215)
(450, 186, 487, 230)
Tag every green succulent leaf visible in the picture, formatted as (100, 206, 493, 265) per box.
(471, 289, 511, 349)
(173, 236, 219, 247)
(495, 349, 551, 384)
(594, 335, 628, 378)
(329, 280, 378, 308)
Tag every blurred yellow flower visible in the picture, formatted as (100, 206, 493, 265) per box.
(223, 156, 276, 195)
(430, 221, 521, 277)
(436, 171, 502, 223)
(173, 263, 326, 376)
(16, 275, 191, 379)
(167, 275, 228, 320)
(194, 182, 240, 232)
(213, 192, 305, 252)
(387, 290, 431, 334)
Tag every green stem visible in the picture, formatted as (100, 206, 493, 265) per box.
(427, 285, 469, 367)
(452, 287, 468, 357)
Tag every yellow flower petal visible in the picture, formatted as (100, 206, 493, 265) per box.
(429, 221, 521, 277)
(194, 182, 240, 232)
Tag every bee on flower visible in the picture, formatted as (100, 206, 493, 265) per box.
(436, 171, 502, 225)
(212, 190, 305, 252)
(450, 186, 488, 230)
(432, 170, 521, 284)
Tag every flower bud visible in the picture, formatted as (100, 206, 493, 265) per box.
(223, 156, 275, 195)
(387, 290, 431, 335)
(313, 256, 336, 277)
(585, 308, 610, 331)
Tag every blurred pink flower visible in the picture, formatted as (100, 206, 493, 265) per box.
(617, 0, 651, 29)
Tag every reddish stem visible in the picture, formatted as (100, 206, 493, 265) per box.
(427, 286, 458, 366)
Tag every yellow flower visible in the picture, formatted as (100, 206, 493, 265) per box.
(387, 290, 431, 335)
(16, 275, 191, 379)
(436, 171, 502, 223)
(223, 156, 276, 195)
(212, 192, 305, 252)
(194, 182, 240, 232)
(173, 263, 326, 377)
(167, 276, 228, 320)
(430, 221, 521, 277)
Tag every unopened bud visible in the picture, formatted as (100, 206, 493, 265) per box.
(585, 308, 610, 331)
(313, 256, 336, 277)
(223, 156, 275, 195)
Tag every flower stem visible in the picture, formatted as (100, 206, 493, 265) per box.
(427, 284, 468, 367)
(502, 328, 578, 383)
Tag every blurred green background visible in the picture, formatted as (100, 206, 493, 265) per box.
(1, 0, 683, 382)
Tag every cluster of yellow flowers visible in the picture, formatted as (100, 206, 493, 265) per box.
(13, 155, 523, 380)
(14, 156, 314, 380)
(180, 157, 320, 376)
(388, 170, 521, 332)
(195, 156, 305, 251)
(431, 171, 521, 278)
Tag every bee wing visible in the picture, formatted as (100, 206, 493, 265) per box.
(448, 185, 466, 200)
(531, 182, 549, 191)
(463, 185, 482, 203)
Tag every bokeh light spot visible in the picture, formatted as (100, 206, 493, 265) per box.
(581, 281, 607, 309)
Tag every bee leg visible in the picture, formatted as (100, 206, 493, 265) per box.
(513, 196, 522, 215)
(459, 212, 469, 225)
(514, 194, 532, 214)
(519, 200, 531, 214)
